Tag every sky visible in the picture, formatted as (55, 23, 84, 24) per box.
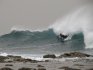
(0, 0, 92, 35)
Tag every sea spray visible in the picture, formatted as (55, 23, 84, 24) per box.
(52, 5, 93, 48)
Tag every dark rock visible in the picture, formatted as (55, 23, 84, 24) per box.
(38, 68, 46, 70)
(45, 60, 49, 62)
(5, 64, 13, 66)
(0, 56, 7, 62)
(88, 69, 93, 70)
(30, 60, 38, 63)
(74, 64, 84, 66)
(37, 65, 44, 67)
(24, 59, 32, 62)
(7, 55, 24, 62)
(58, 52, 92, 58)
(0, 67, 13, 70)
(37, 65, 46, 70)
(0, 55, 37, 63)
(43, 54, 56, 58)
(7, 55, 22, 58)
(13, 58, 24, 62)
(18, 67, 36, 70)
(59, 66, 80, 70)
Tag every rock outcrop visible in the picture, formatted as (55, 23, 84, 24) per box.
(43, 54, 56, 58)
(58, 52, 92, 58)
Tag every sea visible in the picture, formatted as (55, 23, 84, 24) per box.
(0, 5, 93, 60)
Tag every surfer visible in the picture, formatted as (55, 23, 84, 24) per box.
(59, 33, 68, 39)
(57, 33, 68, 42)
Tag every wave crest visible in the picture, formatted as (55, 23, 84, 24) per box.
(11, 26, 51, 32)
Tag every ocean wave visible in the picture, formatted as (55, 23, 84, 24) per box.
(0, 27, 84, 51)
(0, 5, 92, 51)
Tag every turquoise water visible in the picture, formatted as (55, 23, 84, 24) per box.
(0, 29, 86, 55)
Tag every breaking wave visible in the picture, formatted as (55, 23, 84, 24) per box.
(0, 5, 93, 55)
(0, 28, 84, 51)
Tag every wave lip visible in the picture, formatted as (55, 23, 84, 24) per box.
(11, 26, 51, 32)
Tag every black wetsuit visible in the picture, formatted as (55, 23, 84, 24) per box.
(60, 34, 68, 39)
(57, 34, 68, 42)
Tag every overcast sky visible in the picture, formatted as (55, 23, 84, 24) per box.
(0, 0, 92, 35)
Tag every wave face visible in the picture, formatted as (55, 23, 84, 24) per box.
(0, 29, 85, 54)
(0, 29, 58, 45)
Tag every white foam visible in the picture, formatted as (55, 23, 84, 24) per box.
(0, 52, 8, 56)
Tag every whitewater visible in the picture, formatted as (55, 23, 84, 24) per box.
(52, 5, 93, 49)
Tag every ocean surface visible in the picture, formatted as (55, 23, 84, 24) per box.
(0, 29, 93, 59)
(0, 5, 93, 59)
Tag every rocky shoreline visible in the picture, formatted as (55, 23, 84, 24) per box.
(0, 52, 93, 70)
